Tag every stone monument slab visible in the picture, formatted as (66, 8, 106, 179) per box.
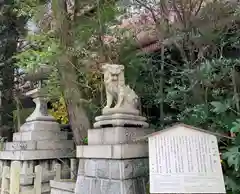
(147, 123, 226, 194)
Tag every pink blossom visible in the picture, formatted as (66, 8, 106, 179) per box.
(102, 35, 117, 44)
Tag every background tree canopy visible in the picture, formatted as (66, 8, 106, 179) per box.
(0, 0, 27, 139)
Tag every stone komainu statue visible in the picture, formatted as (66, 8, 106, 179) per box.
(102, 64, 139, 114)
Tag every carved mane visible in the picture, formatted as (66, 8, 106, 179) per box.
(102, 64, 125, 87)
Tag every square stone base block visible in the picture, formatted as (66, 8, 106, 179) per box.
(75, 175, 148, 194)
(88, 127, 154, 145)
(76, 143, 148, 159)
(78, 158, 148, 180)
(13, 131, 68, 141)
(4, 140, 74, 151)
(75, 157, 149, 194)
(20, 120, 60, 132)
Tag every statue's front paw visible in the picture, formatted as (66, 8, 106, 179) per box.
(103, 106, 110, 110)
(114, 103, 121, 108)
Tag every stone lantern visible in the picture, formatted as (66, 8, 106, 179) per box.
(0, 64, 75, 193)
(20, 64, 59, 131)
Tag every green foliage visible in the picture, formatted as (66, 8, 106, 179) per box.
(0, 0, 27, 130)
(15, 33, 59, 71)
(119, 1, 240, 193)
(231, 120, 240, 133)
(211, 101, 231, 114)
(13, 0, 48, 17)
(223, 145, 240, 171)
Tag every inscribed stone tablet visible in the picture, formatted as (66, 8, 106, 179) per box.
(148, 127, 226, 193)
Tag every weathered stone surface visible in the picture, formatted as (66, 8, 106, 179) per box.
(50, 180, 75, 194)
(95, 114, 147, 122)
(4, 141, 37, 151)
(20, 120, 60, 132)
(25, 88, 56, 122)
(21, 182, 50, 194)
(20, 160, 34, 185)
(102, 107, 140, 116)
(78, 158, 148, 179)
(76, 143, 148, 159)
(36, 140, 74, 150)
(13, 131, 68, 141)
(88, 127, 153, 145)
(94, 113, 149, 128)
(0, 149, 74, 160)
(51, 188, 74, 194)
(75, 175, 148, 194)
(51, 188, 72, 194)
(20, 160, 72, 186)
(101, 64, 139, 114)
(4, 140, 74, 151)
(94, 119, 149, 128)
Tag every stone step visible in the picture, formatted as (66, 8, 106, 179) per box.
(13, 131, 68, 141)
(50, 180, 75, 194)
(20, 120, 60, 132)
(4, 140, 74, 151)
(76, 143, 148, 159)
(21, 182, 50, 194)
(5, 141, 36, 150)
(36, 140, 74, 150)
(0, 149, 74, 160)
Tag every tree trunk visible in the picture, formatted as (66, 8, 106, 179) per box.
(52, 0, 90, 145)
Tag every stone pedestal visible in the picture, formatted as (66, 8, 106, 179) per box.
(75, 113, 153, 194)
(0, 88, 75, 193)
